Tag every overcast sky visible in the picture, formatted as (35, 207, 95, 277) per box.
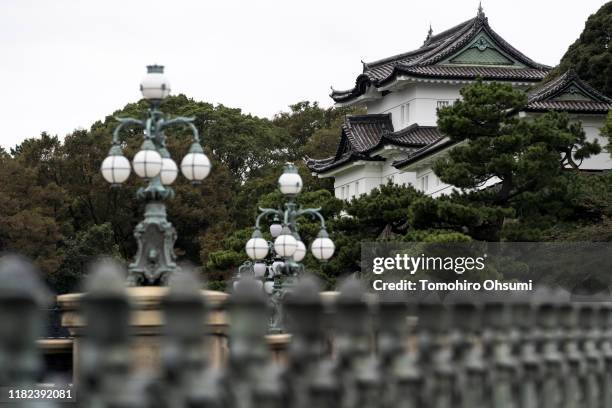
(0, 0, 607, 149)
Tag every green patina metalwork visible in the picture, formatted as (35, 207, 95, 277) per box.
(442, 32, 524, 67)
(238, 163, 331, 333)
(553, 87, 594, 102)
(111, 105, 205, 286)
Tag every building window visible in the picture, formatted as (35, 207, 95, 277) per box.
(355, 181, 359, 196)
(420, 175, 429, 192)
(340, 186, 345, 199)
(437, 100, 450, 109)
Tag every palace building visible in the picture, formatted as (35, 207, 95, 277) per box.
(307, 6, 612, 199)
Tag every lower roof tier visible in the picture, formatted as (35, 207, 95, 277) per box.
(310, 70, 612, 175)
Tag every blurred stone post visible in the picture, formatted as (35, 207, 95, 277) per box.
(446, 291, 483, 408)
(77, 259, 134, 407)
(482, 291, 514, 408)
(227, 278, 284, 408)
(558, 296, 581, 408)
(283, 277, 326, 408)
(578, 301, 602, 408)
(334, 279, 372, 408)
(600, 300, 612, 408)
(0, 255, 52, 408)
(149, 271, 211, 407)
(377, 289, 409, 408)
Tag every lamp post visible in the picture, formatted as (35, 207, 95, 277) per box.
(242, 162, 335, 331)
(100, 65, 212, 286)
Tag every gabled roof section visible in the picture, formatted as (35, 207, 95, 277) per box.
(525, 70, 612, 114)
(342, 114, 394, 153)
(393, 137, 456, 170)
(384, 124, 443, 147)
(331, 7, 550, 104)
(306, 114, 443, 173)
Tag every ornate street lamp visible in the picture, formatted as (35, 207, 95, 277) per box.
(241, 162, 335, 331)
(100, 65, 212, 286)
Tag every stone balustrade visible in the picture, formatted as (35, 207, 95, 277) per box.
(1, 255, 612, 407)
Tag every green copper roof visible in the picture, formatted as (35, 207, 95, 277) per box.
(441, 33, 525, 67)
(552, 88, 594, 102)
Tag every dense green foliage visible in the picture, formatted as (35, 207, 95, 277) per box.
(603, 111, 612, 154)
(433, 80, 602, 240)
(0, 96, 360, 293)
(556, 2, 612, 96)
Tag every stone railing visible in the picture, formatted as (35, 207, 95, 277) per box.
(1, 254, 612, 407)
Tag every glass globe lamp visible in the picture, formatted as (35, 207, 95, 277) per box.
(253, 262, 267, 278)
(140, 65, 171, 101)
(160, 157, 178, 185)
(269, 223, 283, 238)
(293, 240, 307, 262)
(264, 280, 275, 295)
(245, 230, 269, 260)
(132, 141, 163, 179)
(274, 227, 297, 258)
(278, 163, 303, 195)
(311, 230, 335, 260)
(101, 151, 131, 185)
(181, 143, 211, 182)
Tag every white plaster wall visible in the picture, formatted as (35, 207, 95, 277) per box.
(579, 116, 612, 170)
(366, 85, 416, 130)
(380, 152, 418, 188)
(411, 83, 463, 126)
(413, 166, 502, 198)
(366, 83, 463, 129)
(329, 156, 421, 201)
(415, 167, 454, 197)
(332, 164, 383, 200)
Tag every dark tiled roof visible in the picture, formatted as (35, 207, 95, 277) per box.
(385, 124, 443, 146)
(393, 137, 456, 169)
(525, 70, 612, 114)
(331, 11, 550, 103)
(306, 115, 443, 173)
(410, 15, 547, 70)
(526, 101, 612, 113)
(343, 114, 394, 153)
(396, 65, 547, 81)
(360, 18, 476, 83)
(306, 152, 384, 173)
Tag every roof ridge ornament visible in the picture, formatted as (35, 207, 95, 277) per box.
(425, 24, 433, 43)
(477, 1, 485, 19)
